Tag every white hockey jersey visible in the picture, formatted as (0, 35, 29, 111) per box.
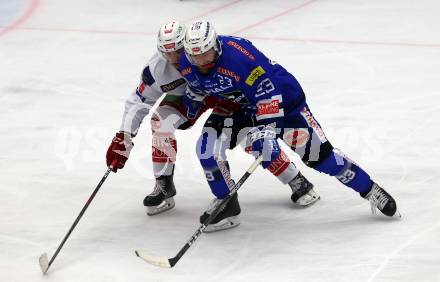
(120, 52, 187, 136)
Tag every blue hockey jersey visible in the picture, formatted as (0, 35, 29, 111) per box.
(179, 35, 307, 126)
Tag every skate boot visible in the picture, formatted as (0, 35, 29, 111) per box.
(288, 172, 320, 206)
(361, 182, 401, 218)
(200, 193, 241, 233)
(143, 174, 176, 216)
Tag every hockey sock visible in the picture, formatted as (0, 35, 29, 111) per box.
(314, 148, 372, 194)
(152, 132, 177, 177)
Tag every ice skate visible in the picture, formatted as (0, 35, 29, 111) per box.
(288, 172, 320, 206)
(143, 174, 176, 216)
(200, 193, 241, 233)
(362, 182, 401, 218)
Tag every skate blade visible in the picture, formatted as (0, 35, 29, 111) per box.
(294, 192, 321, 207)
(371, 207, 402, 219)
(203, 216, 240, 233)
(146, 198, 175, 216)
(393, 209, 402, 219)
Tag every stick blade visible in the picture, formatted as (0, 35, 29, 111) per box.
(39, 253, 49, 274)
(135, 250, 172, 268)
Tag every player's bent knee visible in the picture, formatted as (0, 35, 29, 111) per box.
(302, 141, 334, 168)
(150, 107, 185, 133)
(312, 147, 350, 176)
(150, 113, 161, 132)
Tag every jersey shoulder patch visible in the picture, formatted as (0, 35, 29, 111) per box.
(245, 66, 266, 86)
(224, 39, 256, 61)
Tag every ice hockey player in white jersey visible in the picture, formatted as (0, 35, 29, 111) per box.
(105, 21, 320, 219)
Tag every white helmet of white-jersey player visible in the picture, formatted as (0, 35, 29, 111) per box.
(157, 21, 186, 53)
(183, 21, 221, 56)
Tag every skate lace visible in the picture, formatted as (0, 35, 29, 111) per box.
(369, 186, 389, 214)
(151, 180, 167, 197)
(289, 176, 305, 193)
(206, 198, 222, 214)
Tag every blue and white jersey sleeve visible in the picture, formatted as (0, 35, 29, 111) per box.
(222, 39, 284, 127)
(225, 37, 306, 127)
(241, 63, 285, 126)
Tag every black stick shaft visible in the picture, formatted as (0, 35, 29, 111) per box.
(168, 156, 263, 267)
(46, 166, 114, 271)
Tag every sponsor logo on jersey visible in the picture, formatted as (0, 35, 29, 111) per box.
(258, 100, 279, 115)
(226, 41, 256, 61)
(283, 128, 310, 148)
(245, 66, 265, 86)
(160, 78, 186, 92)
(300, 107, 327, 142)
(217, 67, 241, 82)
(267, 150, 290, 176)
(181, 67, 192, 76)
(256, 94, 284, 120)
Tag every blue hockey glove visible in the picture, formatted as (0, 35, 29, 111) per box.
(183, 95, 203, 120)
(247, 125, 281, 169)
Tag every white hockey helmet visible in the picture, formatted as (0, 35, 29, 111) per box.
(183, 21, 221, 56)
(157, 21, 186, 53)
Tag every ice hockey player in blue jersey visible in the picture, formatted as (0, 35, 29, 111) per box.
(106, 21, 320, 223)
(180, 21, 400, 231)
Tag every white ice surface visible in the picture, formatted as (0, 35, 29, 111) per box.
(1, 0, 440, 281)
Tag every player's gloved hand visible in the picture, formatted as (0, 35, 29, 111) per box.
(247, 125, 281, 169)
(106, 132, 134, 172)
(184, 86, 206, 120)
(183, 95, 204, 120)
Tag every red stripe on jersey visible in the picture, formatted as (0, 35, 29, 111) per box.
(138, 81, 146, 93)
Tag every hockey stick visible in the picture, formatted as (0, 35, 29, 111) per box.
(39, 161, 117, 274)
(135, 155, 263, 268)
